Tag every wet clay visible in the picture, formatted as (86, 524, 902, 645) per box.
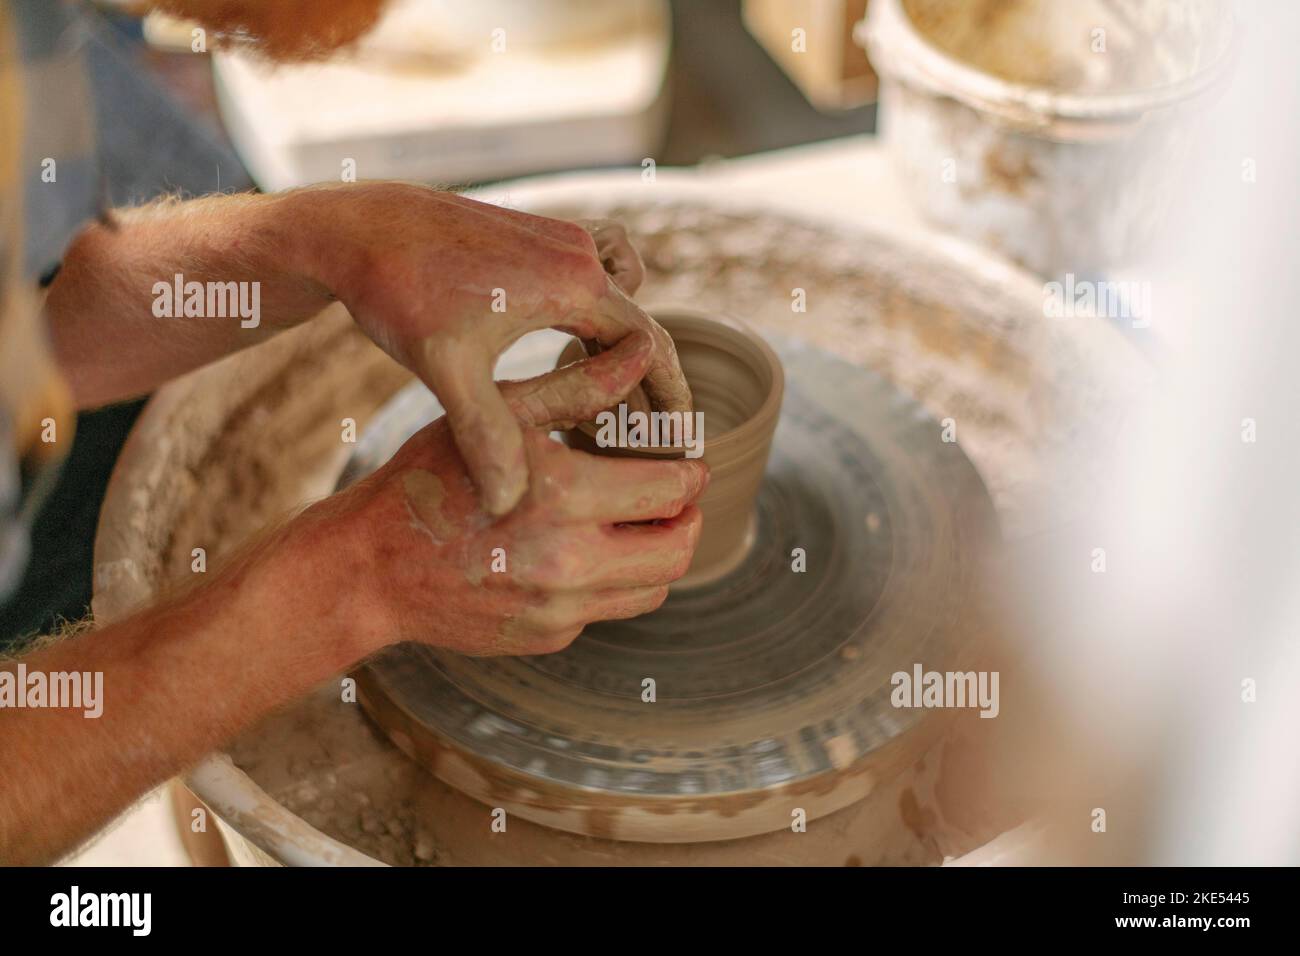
(401, 470, 456, 543)
(902, 0, 1226, 93)
(557, 310, 783, 588)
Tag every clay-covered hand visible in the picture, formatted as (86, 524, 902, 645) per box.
(332, 332, 707, 657)
(575, 218, 646, 295)
(298, 183, 689, 517)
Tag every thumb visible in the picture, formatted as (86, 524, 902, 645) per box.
(413, 338, 528, 517)
(501, 331, 654, 429)
(577, 337, 651, 415)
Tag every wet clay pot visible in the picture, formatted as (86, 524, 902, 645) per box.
(557, 309, 784, 588)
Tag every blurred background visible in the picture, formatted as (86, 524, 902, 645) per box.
(82, 0, 880, 195)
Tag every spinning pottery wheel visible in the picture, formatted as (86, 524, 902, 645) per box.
(94, 174, 1146, 864)
(350, 333, 999, 843)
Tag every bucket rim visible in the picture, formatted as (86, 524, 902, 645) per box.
(861, 0, 1237, 133)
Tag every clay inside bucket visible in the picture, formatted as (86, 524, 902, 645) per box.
(899, 0, 1232, 94)
(557, 310, 784, 588)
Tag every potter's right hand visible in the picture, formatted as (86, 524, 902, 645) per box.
(321, 332, 707, 656)
(287, 183, 691, 518)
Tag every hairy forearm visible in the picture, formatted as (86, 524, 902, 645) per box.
(45, 190, 336, 408)
(0, 506, 380, 864)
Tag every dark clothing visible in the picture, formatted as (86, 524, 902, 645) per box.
(0, 0, 250, 649)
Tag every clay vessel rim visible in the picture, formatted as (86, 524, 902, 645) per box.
(560, 306, 785, 457)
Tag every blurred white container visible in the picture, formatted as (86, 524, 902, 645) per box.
(212, 0, 671, 191)
(860, 0, 1235, 277)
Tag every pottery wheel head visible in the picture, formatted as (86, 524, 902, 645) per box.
(346, 336, 999, 843)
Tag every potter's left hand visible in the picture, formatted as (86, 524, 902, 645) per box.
(318, 331, 706, 657)
(294, 183, 690, 518)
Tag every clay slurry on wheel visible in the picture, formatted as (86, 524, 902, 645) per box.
(348, 336, 999, 844)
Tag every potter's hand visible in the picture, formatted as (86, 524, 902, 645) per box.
(334, 332, 707, 656)
(575, 218, 646, 295)
(303, 183, 690, 516)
